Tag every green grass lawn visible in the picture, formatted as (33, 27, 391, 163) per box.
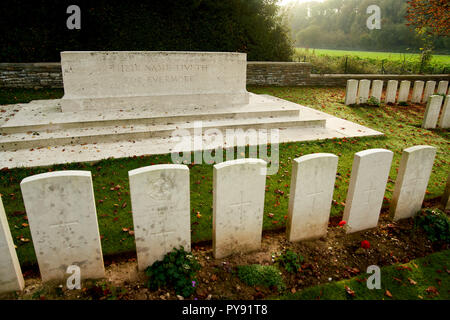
(296, 48, 450, 64)
(0, 87, 449, 267)
(278, 249, 450, 300)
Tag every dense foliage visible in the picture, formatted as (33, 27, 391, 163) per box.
(145, 247, 200, 297)
(406, 0, 449, 37)
(283, 0, 449, 53)
(0, 0, 293, 62)
(415, 209, 450, 244)
(237, 264, 285, 290)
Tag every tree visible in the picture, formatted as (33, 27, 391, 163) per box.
(405, 0, 450, 37)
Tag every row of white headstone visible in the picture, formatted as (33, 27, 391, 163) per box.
(1, 147, 449, 294)
(422, 95, 450, 129)
(345, 79, 449, 105)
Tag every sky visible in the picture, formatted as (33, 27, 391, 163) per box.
(279, 0, 324, 6)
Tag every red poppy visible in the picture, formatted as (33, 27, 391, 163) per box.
(361, 240, 371, 249)
(338, 220, 347, 227)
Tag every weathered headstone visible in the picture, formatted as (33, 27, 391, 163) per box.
(390, 146, 436, 221)
(343, 149, 393, 233)
(345, 79, 358, 105)
(20, 171, 105, 282)
(60, 51, 249, 112)
(370, 80, 383, 103)
(0, 197, 25, 294)
(213, 159, 267, 259)
(437, 80, 449, 95)
(397, 80, 411, 103)
(385, 80, 398, 104)
(358, 80, 371, 104)
(422, 81, 436, 103)
(438, 95, 450, 128)
(411, 81, 425, 103)
(129, 164, 190, 271)
(442, 173, 450, 210)
(422, 95, 444, 129)
(286, 154, 338, 242)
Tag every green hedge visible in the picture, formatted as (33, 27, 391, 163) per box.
(0, 0, 293, 62)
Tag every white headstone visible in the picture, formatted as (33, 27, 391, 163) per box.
(286, 154, 338, 242)
(385, 80, 398, 104)
(0, 197, 25, 294)
(343, 149, 393, 233)
(20, 171, 105, 282)
(370, 80, 383, 103)
(213, 159, 267, 259)
(397, 80, 411, 103)
(390, 146, 436, 221)
(60, 51, 249, 112)
(422, 81, 436, 103)
(411, 81, 425, 103)
(358, 80, 371, 104)
(438, 95, 450, 128)
(129, 164, 190, 271)
(345, 79, 358, 105)
(437, 80, 449, 95)
(442, 173, 450, 211)
(422, 95, 444, 129)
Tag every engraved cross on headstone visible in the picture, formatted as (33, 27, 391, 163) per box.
(360, 180, 379, 208)
(305, 185, 325, 213)
(49, 220, 79, 249)
(229, 191, 252, 230)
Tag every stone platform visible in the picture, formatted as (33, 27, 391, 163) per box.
(0, 93, 382, 168)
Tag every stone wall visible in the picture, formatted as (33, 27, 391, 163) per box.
(0, 62, 449, 89)
(246, 62, 312, 86)
(0, 63, 63, 89)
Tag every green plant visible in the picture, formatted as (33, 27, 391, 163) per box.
(415, 209, 450, 243)
(274, 250, 304, 273)
(366, 97, 381, 107)
(237, 264, 285, 291)
(145, 247, 200, 297)
(398, 101, 409, 106)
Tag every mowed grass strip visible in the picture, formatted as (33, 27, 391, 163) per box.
(295, 48, 450, 64)
(0, 87, 448, 266)
(277, 249, 450, 300)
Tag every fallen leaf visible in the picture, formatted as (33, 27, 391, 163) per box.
(385, 290, 393, 298)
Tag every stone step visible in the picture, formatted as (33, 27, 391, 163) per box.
(0, 117, 326, 151)
(0, 93, 301, 134)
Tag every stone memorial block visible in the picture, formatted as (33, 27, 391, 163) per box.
(20, 171, 105, 282)
(442, 173, 450, 210)
(358, 80, 371, 104)
(438, 95, 450, 128)
(286, 154, 338, 242)
(345, 79, 358, 105)
(213, 159, 267, 259)
(411, 81, 425, 103)
(437, 80, 449, 95)
(422, 95, 444, 129)
(370, 80, 383, 103)
(390, 146, 436, 221)
(129, 164, 190, 270)
(385, 80, 398, 104)
(60, 51, 249, 112)
(0, 197, 25, 294)
(422, 81, 436, 103)
(343, 149, 393, 233)
(397, 80, 411, 103)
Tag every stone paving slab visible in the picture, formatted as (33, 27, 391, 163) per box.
(0, 94, 382, 168)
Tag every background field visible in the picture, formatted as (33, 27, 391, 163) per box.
(294, 48, 450, 74)
(297, 48, 450, 64)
